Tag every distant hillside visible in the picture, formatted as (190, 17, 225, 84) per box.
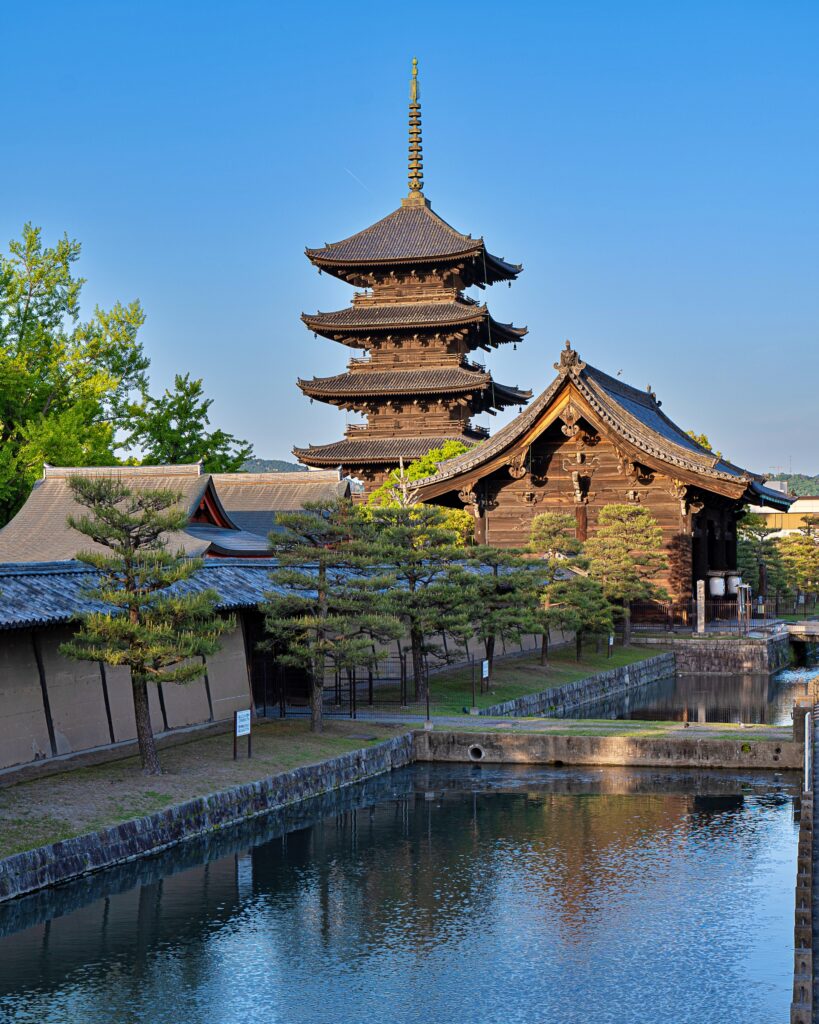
(241, 459, 307, 474)
(767, 473, 819, 497)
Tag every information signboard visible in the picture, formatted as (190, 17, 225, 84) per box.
(233, 709, 252, 760)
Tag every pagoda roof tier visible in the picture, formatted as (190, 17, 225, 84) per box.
(298, 367, 530, 411)
(302, 301, 527, 349)
(294, 434, 481, 468)
(305, 199, 521, 287)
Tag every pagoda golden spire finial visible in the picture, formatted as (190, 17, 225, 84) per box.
(407, 57, 424, 197)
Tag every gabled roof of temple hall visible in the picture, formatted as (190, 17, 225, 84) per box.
(410, 342, 794, 510)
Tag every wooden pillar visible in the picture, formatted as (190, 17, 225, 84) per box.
(575, 505, 588, 542)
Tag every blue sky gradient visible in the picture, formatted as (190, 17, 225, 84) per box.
(3, 1, 817, 472)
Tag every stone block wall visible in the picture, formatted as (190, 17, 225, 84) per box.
(477, 652, 676, 718)
(633, 634, 792, 674)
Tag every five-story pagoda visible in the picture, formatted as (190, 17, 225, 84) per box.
(294, 59, 531, 488)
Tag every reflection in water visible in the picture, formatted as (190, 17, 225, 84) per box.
(0, 764, 798, 1024)
(571, 666, 819, 724)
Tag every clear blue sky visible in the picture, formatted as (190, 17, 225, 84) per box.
(3, 1, 817, 473)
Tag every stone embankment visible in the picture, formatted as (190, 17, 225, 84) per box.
(634, 633, 791, 674)
(477, 652, 676, 718)
(789, 705, 814, 1024)
(0, 733, 414, 905)
(416, 730, 800, 771)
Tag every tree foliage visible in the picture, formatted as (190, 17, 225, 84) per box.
(465, 547, 545, 682)
(547, 576, 614, 661)
(262, 500, 400, 732)
(365, 441, 475, 544)
(0, 224, 148, 521)
(365, 504, 473, 702)
(585, 504, 667, 644)
(125, 372, 253, 472)
(685, 430, 723, 460)
(736, 512, 784, 597)
(59, 476, 231, 775)
(528, 511, 585, 663)
(777, 531, 819, 595)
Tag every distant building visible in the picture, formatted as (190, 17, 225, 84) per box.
(747, 494, 819, 536)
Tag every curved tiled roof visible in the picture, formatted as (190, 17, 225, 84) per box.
(0, 558, 279, 630)
(294, 435, 481, 467)
(306, 200, 520, 282)
(302, 301, 527, 345)
(410, 347, 763, 491)
(298, 367, 530, 405)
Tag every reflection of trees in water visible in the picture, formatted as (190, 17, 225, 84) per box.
(576, 671, 804, 724)
(0, 768, 797, 1019)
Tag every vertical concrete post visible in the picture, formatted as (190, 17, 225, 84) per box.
(696, 579, 706, 634)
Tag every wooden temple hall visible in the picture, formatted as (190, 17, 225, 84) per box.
(293, 58, 530, 486)
(294, 58, 790, 602)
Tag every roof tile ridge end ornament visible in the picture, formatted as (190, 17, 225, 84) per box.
(554, 339, 586, 378)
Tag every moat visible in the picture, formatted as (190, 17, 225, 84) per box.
(0, 763, 798, 1024)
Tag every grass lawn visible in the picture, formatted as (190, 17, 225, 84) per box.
(0, 720, 404, 860)
(423, 645, 664, 716)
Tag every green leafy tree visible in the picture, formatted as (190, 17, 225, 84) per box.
(0, 224, 148, 521)
(466, 547, 545, 683)
(59, 476, 231, 775)
(367, 504, 473, 703)
(736, 512, 782, 599)
(585, 504, 668, 645)
(777, 531, 819, 598)
(126, 373, 253, 472)
(685, 430, 723, 460)
(528, 512, 583, 664)
(262, 500, 401, 732)
(365, 441, 475, 544)
(548, 576, 614, 661)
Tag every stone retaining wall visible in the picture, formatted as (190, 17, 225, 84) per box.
(634, 634, 792, 674)
(790, 710, 815, 1024)
(0, 732, 415, 904)
(416, 729, 801, 770)
(477, 652, 676, 718)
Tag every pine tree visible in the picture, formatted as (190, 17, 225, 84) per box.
(547, 576, 614, 661)
(366, 504, 472, 703)
(262, 500, 401, 732)
(528, 512, 583, 664)
(585, 504, 668, 645)
(466, 546, 545, 684)
(737, 512, 782, 599)
(777, 531, 819, 600)
(59, 476, 232, 775)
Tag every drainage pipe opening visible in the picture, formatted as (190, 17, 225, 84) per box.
(468, 744, 486, 762)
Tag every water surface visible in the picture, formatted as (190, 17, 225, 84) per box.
(571, 666, 818, 724)
(0, 764, 798, 1024)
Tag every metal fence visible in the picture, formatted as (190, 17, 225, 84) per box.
(629, 597, 777, 635)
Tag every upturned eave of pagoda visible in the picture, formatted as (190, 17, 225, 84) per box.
(293, 432, 484, 468)
(304, 197, 521, 289)
(297, 367, 531, 412)
(301, 302, 527, 351)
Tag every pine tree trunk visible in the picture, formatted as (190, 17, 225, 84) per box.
(484, 635, 496, 690)
(411, 628, 426, 703)
(311, 564, 327, 734)
(310, 665, 324, 734)
(623, 603, 632, 647)
(575, 633, 582, 662)
(540, 631, 549, 667)
(132, 674, 161, 775)
(759, 560, 768, 601)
